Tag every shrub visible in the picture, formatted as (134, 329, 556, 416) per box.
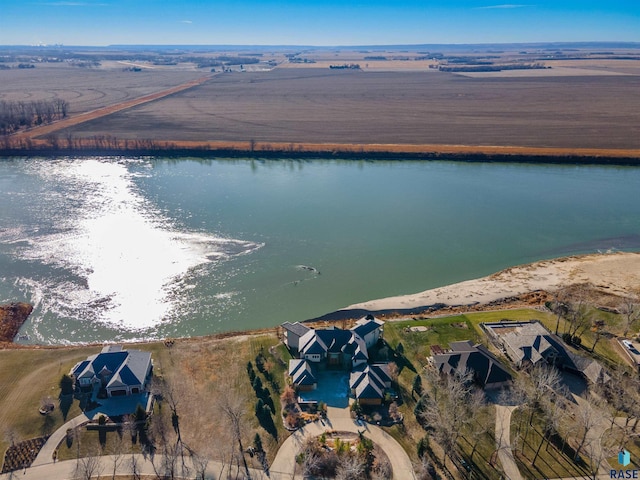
(59, 374, 74, 395)
(253, 433, 263, 452)
(417, 437, 428, 458)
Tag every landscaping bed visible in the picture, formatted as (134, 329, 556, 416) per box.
(1, 436, 47, 473)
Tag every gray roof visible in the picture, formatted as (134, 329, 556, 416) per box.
(356, 381, 383, 400)
(282, 321, 311, 337)
(434, 341, 512, 388)
(298, 326, 370, 365)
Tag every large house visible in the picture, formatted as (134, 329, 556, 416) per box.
(483, 321, 610, 385)
(432, 340, 512, 389)
(284, 316, 389, 404)
(70, 345, 153, 398)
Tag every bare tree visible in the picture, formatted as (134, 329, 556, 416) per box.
(619, 296, 640, 337)
(335, 453, 367, 480)
(216, 365, 252, 480)
(551, 288, 570, 335)
(572, 397, 601, 462)
(75, 450, 104, 480)
(513, 362, 562, 442)
(591, 318, 606, 352)
(565, 286, 593, 338)
(108, 434, 125, 479)
(129, 453, 142, 480)
(466, 390, 491, 462)
(532, 393, 564, 465)
(419, 367, 476, 464)
(190, 449, 210, 480)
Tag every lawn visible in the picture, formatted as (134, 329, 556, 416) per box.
(383, 308, 553, 369)
(0, 334, 290, 472)
(0, 346, 100, 456)
(510, 409, 590, 479)
(382, 309, 553, 477)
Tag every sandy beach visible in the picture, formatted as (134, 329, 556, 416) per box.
(346, 252, 640, 312)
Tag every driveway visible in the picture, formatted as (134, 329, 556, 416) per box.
(495, 405, 523, 480)
(271, 405, 416, 479)
(31, 393, 152, 467)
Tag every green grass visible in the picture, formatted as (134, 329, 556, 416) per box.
(384, 308, 552, 370)
(384, 315, 479, 368)
(0, 346, 102, 456)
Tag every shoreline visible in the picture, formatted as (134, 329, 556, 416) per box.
(338, 251, 640, 316)
(4, 252, 639, 348)
(2, 140, 640, 165)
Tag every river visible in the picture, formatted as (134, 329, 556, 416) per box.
(1, 157, 639, 344)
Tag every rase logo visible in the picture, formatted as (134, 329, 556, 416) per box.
(611, 450, 638, 479)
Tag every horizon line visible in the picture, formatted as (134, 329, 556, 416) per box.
(2, 40, 640, 50)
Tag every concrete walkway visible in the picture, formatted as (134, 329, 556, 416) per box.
(271, 406, 416, 480)
(31, 413, 91, 467)
(495, 405, 524, 480)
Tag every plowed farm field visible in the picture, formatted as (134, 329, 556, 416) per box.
(53, 67, 640, 150)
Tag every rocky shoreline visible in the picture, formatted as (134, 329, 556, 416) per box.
(0, 302, 33, 343)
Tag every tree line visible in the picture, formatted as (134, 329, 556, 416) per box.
(0, 99, 68, 135)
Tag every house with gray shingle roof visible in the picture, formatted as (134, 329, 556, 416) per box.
(285, 316, 388, 397)
(70, 345, 153, 398)
(484, 320, 610, 385)
(351, 315, 385, 349)
(433, 340, 512, 389)
(282, 321, 311, 352)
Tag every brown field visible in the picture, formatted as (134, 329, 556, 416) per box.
(3, 47, 640, 156)
(54, 67, 640, 150)
(0, 65, 205, 115)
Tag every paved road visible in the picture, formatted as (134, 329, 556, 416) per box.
(1, 454, 268, 480)
(18, 403, 414, 479)
(495, 404, 524, 480)
(271, 405, 416, 480)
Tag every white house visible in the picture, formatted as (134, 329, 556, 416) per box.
(282, 321, 311, 352)
(351, 315, 385, 350)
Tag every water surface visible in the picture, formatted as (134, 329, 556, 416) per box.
(1, 157, 639, 344)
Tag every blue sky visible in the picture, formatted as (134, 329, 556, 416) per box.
(1, 1, 638, 46)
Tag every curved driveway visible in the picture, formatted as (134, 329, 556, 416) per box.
(271, 406, 416, 479)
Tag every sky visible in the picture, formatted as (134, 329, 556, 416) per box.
(0, 1, 639, 46)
